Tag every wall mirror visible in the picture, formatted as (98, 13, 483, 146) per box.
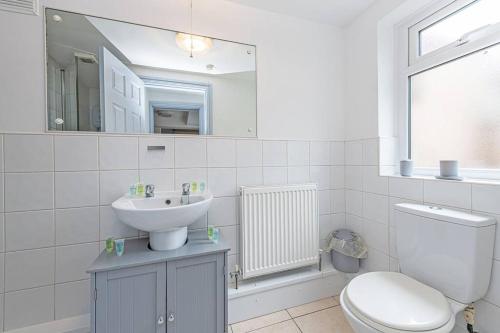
(45, 8, 257, 137)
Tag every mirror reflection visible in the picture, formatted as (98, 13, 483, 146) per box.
(45, 9, 257, 136)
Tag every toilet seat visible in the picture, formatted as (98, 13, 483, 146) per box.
(343, 272, 455, 333)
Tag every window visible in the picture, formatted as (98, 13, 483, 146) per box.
(401, 0, 500, 177)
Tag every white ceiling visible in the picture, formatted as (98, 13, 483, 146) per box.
(225, 0, 375, 26)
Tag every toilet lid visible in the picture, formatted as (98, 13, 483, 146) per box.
(345, 272, 451, 331)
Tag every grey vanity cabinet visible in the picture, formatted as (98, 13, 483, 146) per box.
(89, 239, 229, 333)
(166, 254, 226, 333)
(94, 263, 166, 333)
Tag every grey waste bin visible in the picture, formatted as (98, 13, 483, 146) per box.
(330, 229, 362, 273)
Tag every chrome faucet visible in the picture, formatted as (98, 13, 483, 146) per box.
(181, 183, 190, 205)
(145, 184, 155, 198)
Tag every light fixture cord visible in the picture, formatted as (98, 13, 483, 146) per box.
(190, 0, 193, 58)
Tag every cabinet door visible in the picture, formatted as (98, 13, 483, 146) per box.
(166, 253, 226, 333)
(95, 263, 166, 333)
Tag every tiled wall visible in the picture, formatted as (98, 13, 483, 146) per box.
(0, 133, 345, 331)
(344, 138, 500, 333)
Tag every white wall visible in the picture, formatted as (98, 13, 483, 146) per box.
(0, 0, 345, 140)
(343, 0, 403, 140)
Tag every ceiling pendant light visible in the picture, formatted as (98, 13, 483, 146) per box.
(176, 33, 212, 55)
(176, 0, 212, 57)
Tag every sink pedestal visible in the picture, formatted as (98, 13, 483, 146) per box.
(150, 227, 188, 251)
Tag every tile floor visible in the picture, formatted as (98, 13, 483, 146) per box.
(230, 296, 354, 333)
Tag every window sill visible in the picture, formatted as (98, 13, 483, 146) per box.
(384, 173, 500, 186)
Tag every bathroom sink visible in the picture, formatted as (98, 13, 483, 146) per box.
(112, 191, 213, 251)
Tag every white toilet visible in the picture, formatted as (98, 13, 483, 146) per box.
(340, 203, 496, 333)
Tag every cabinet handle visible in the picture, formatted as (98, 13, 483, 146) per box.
(168, 313, 175, 322)
(158, 316, 164, 325)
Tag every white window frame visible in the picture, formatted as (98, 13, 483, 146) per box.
(397, 0, 500, 180)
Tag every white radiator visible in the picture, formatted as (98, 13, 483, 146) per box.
(240, 184, 319, 279)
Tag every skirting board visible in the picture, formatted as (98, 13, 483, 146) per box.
(228, 267, 349, 324)
(4, 314, 89, 333)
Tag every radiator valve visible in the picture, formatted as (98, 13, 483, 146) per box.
(230, 265, 242, 290)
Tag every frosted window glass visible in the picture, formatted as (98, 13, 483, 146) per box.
(410, 42, 500, 169)
(420, 0, 500, 55)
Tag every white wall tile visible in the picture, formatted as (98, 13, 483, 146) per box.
(4, 286, 54, 331)
(345, 141, 363, 165)
(310, 166, 330, 190)
(346, 190, 363, 217)
(0, 135, 3, 172)
(287, 166, 309, 184)
(5, 248, 55, 291)
(0, 214, 4, 252)
(346, 214, 364, 236)
(363, 192, 389, 225)
(331, 189, 345, 213)
(318, 190, 331, 215)
(389, 227, 397, 258)
(55, 171, 99, 208)
(330, 166, 344, 189)
(99, 170, 138, 205)
(139, 169, 174, 191)
(55, 207, 99, 246)
(263, 167, 287, 185)
(361, 248, 389, 272)
(287, 141, 309, 166)
(485, 260, 500, 306)
(363, 166, 388, 195)
(472, 184, 500, 215)
(55, 242, 99, 283)
(219, 225, 239, 255)
(5, 210, 54, 251)
(138, 137, 174, 169)
(330, 141, 345, 166)
(236, 140, 262, 167)
(5, 172, 54, 212)
(99, 206, 138, 240)
(310, 141, 330, 166)
(423, 180, 471, 209)
(55, 280, 90, 319)
(54, 135, 98, 171)
(262, 141, 287, 166)
(389, 177, 423, 201)
(345, 165, 362, 191)
(208, 197, 238, 227)
(0, 254, 4, 292)
(319, 215, 335, 239)
(189, 214, 207, 230)
(207, 138, 236, 167)
(175, 137, 207, 168)
(364, 220, 389, 254)
(99, 136, 138, 170)
(332, 213, 347, 231)
(4, 134, 53, 172)
(0, 175, 4, 212)
(475, 300, 500, 333)
(174, 168, 207, 190)
(208, 168, 237, 197)
(237, 167, 263, 188)
(362, 139, 379, 166)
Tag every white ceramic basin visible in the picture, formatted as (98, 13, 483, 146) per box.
(112, 191, 213, 250)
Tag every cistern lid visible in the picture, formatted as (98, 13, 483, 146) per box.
(345, 272, 451, 331)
